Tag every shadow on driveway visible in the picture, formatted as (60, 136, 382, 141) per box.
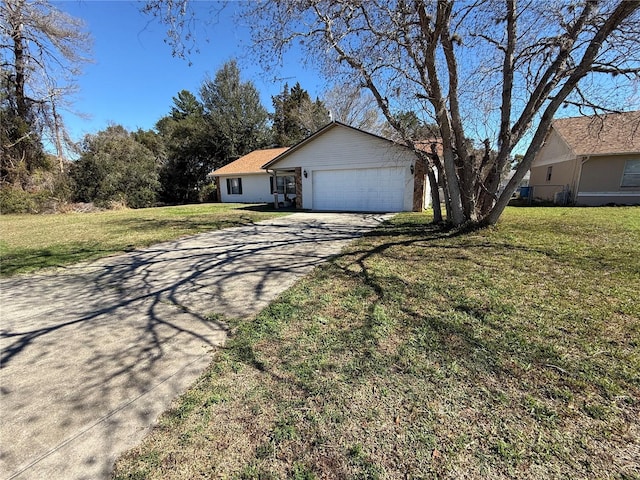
(0, 212, 388, 480)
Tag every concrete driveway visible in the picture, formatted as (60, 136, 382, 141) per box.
(0, 212, 388, 480)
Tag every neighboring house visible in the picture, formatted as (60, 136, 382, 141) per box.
(212, 121, 430, 212)
(212, 147, 289, 204)
(529, 111, 640, 206)
(500, 170, 530, 197)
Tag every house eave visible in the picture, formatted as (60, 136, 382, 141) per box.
(211, 171, 269, 177)
(574, 151, 640, 158)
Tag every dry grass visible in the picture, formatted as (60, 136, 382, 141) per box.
(112, 207, 640, 480)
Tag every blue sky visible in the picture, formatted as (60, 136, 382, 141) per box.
(54, 1, 325, 142)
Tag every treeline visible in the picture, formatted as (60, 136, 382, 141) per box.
(1, 60, 330, 213)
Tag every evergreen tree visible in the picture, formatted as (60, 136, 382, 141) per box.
(200, 60, 270, 164)
(156, 63, 271, 205)
(271, 82, 330, 146)
(156, 90, 217, 204)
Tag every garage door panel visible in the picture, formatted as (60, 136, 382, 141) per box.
(312, 167, 405, 212)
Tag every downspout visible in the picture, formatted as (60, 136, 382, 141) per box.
(576, 156, 590, 204)
(266, 168, 279, 209)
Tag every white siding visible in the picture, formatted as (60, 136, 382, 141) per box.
(272, 125, 417, 211)
(218, 174, 272, 203)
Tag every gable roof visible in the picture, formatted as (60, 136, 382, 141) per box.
(262, 121, 409, 169)
(211, 147, 289, 176)
(552, 110, 640, 156)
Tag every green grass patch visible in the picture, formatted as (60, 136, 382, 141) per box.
(112, 206, 640, 479)
(0, 203, 285, 276)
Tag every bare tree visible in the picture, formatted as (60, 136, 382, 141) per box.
(324, 83, 383, 133)
(146, 0, 640, 226)
(0, 0, 91, 173)
(246, 0, 640, 226)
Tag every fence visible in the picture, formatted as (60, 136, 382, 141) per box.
(519, 184, 571, 205)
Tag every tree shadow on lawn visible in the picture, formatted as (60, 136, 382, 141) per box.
(105, 216, 638, 479)
(101, 214, 265, 234)
(337, 219, 625, 373)
(0, 214, 272, 276)
(236, 204, 302, 213)
(1, 244, 123, 276)
(229, 217, 635, 407)
(206, 219, 638, 478)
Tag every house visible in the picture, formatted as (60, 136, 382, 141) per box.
(212, 122, 430, 212)
(529, 111, 640, 206)
(212, 147, 289, 204)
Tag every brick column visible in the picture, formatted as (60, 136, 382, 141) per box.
(295, 167, 303, 209)
(412, 158, 426, 212)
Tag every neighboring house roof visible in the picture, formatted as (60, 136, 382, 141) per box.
(552, 110, 640, 156)
(262, 121, 410, 169)
(211, 147, 289, 176)
(414, 139, 444, 157)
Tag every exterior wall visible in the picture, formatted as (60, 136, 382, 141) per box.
(217, 173, 272, 203)
(529, 128, 579, 202)
(271, 125, 418, 211)
(529, 124, 640, 205)
(576, 194, 640, 206)
(576, 154, 640, 205)
(529, 158, 579, 201)
(531, 129, 575, 167)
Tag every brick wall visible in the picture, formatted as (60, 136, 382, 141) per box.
(295, 167, 303, 209)
(412, 158, 426, 212)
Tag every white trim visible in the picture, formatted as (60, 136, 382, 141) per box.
(214, 172, 268, 177)
(577, 191, 640, 197)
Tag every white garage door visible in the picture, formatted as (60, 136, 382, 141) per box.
(312, 167, 406, 212)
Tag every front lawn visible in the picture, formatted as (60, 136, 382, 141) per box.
(0, 203, 285, 276)
(117, 206, 638, 479)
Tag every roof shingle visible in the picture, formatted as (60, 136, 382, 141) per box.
(211, 147, 290, 176)
(552, 110, 640, 156)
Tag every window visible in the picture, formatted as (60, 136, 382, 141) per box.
(270, 175, 296, 195)
(621, 159, 640, 187)
(226, 178, 242, 195)
(546, 166, 553, 182)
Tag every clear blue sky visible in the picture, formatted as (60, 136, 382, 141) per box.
(53, 1, 325, 142)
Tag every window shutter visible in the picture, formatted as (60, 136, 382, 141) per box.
(238, 178, 242, 195)
(226, 178, 231, 195)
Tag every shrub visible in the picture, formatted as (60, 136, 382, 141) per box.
(0, 187, 51, 214)
(71, 125, 160, 209)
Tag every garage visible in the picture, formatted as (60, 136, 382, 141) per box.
(312, 167, 406, 212)
(259, 122, 426, 212)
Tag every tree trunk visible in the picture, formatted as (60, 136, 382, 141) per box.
(427, 167, 442, 223)
(11, 9, 29, 121)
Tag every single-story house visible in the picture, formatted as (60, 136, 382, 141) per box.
(529, 111, 640, 205)
(212, 147, 290, 204)
(212, 121, 430, 212)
